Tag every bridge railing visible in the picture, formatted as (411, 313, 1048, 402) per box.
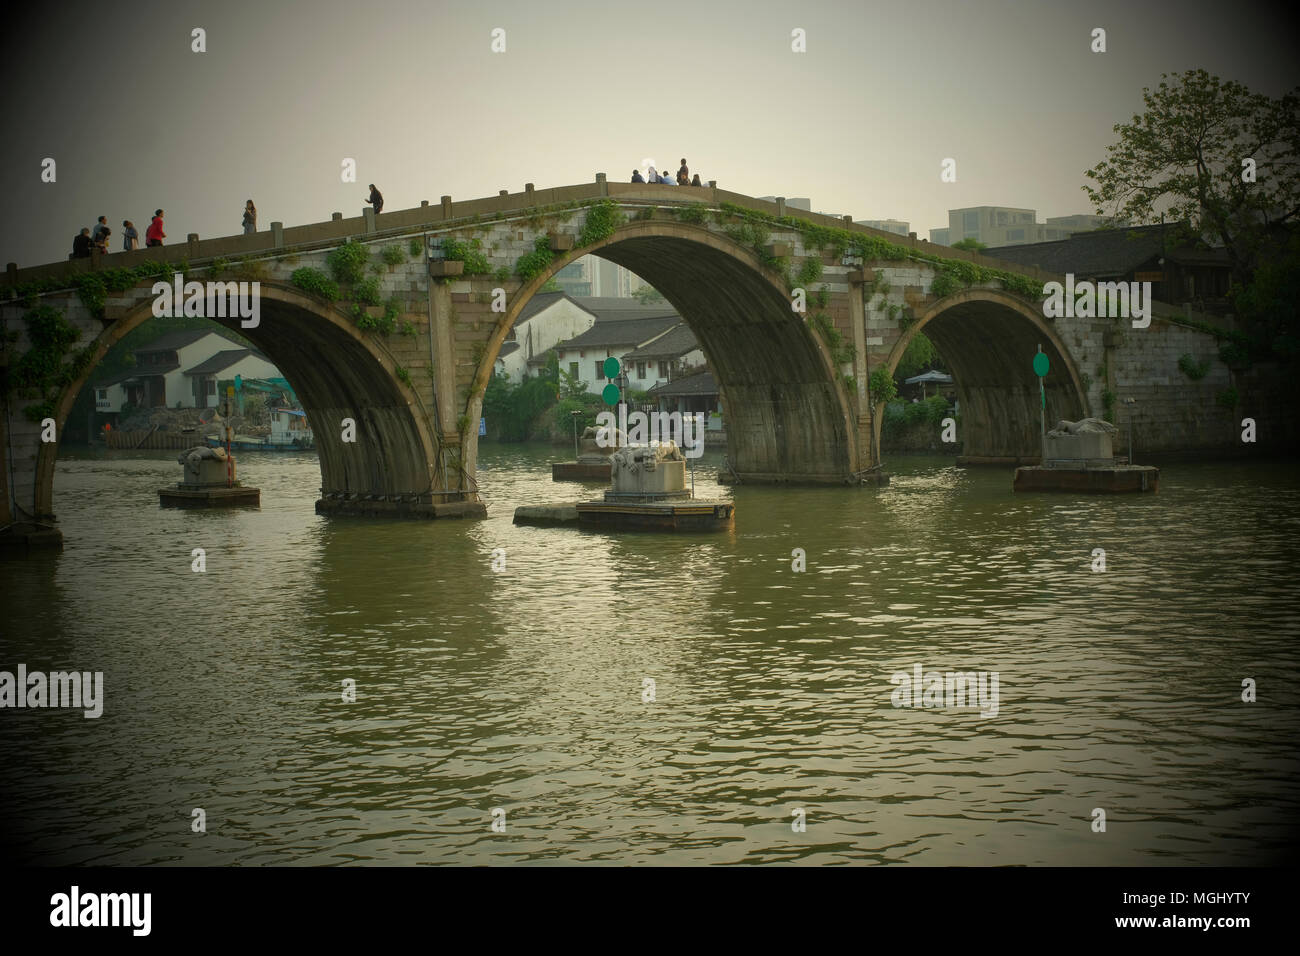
(7, 177, 1214, 330)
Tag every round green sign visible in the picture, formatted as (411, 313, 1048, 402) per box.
(1033, 353, 1049, 377)
(603, 357, 621, 378)
(602, 383, 621, 405)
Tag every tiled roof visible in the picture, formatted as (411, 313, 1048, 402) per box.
(571, 297, 680, 324)
(623, 323, 698, 360)
(517, 291, 599, 324)
(984, 223, 1228, 278)
(554, 315, 680, 351)
(133, 329, 217, 353)
(91, 369, 143, 387)
(183, 349, 270, 375)
(647, 368, 716, 397)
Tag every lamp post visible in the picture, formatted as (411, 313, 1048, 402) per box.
(616, 370, 630, 443)
(1123, 397, 1137, 464)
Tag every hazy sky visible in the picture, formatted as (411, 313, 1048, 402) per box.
(2, 0, 1295, 267)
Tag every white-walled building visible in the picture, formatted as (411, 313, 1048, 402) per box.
(528, 298, 711, 396)
(183, 349, 281, 408)
(530, 313, 679, 395)
(856, 219, 910, 236)
(91, 329, 282, 411)
(494, 292, 598, 383)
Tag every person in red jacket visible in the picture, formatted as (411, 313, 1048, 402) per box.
(145, 209, 165, 247)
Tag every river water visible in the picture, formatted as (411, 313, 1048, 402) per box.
(1, 444, 1297, 865)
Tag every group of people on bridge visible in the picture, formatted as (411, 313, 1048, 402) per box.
(70, 211, 165, 259)
(632, 159, 705, 187)
(70, 200, 265, 260)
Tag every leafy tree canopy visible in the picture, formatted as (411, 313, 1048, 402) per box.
(1084, 69, 1299, 281)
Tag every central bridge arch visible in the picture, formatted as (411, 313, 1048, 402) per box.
(474, 220, 862, 482)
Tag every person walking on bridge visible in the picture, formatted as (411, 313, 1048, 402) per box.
(366, 184, 384, 215)
(122, 220, 138, 251)
(146, 210, 165, 247)
(242, 200, 257, 235)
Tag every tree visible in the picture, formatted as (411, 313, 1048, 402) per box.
(632, 284, 666, 304)
(895, 332, 944, 382)
(1083, 70, 1300, 284)
(950, 237, 987, 253)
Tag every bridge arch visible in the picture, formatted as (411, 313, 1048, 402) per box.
(882, 286, 1089, 461)
(38, 281, 439, 517)
(473, 219, 862, 482)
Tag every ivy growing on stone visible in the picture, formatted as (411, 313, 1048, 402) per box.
(8, 305, 93, 422)
(290, 267, 340, 302)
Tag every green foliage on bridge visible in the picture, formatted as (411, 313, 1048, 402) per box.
(515, 236, 556, 283)
(868, 367, 898, 407)
(8, 305, 94, 421)
(442, 238, 491, 275)
(290, 267, 340, 302)
(577, 201, 625, 247)
(327, 239, 370, 285)
(716, 202, 1044, 300)
(352, 277, 382, 306)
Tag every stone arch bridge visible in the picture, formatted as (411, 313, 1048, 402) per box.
(1, 177, 1236, 545)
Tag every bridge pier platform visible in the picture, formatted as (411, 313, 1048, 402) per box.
(314, 493, 485, 519)
(0, 521, 63, 551)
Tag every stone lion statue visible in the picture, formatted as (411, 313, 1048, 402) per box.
(609, 442, 683, 481)
(179, 445, 229, 464)
(1047, 418, 1117, 438)
(578, 425, 626, 462)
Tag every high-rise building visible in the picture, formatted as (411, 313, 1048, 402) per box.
(758, 197, 812, 212)
(936, 207, 1121, 247)
(855, 219, 910, 236)
(554, 254, 651, 298)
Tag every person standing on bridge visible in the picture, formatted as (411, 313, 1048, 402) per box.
(691, 174, 703, 187)
(93, 225, 111, 255)
(660, 171, 675, 185)
(366, 184, 384, 215)
(646, 163, 657, 183)
(71, 228, 92, 259)
(631, 169, 645, 183)
(677, 159, 690, 186)
(91, 216, 109, 248)
(146, 210, 165, 247)
(122, 220, 138, 251)
(243, 200, 257, 235)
